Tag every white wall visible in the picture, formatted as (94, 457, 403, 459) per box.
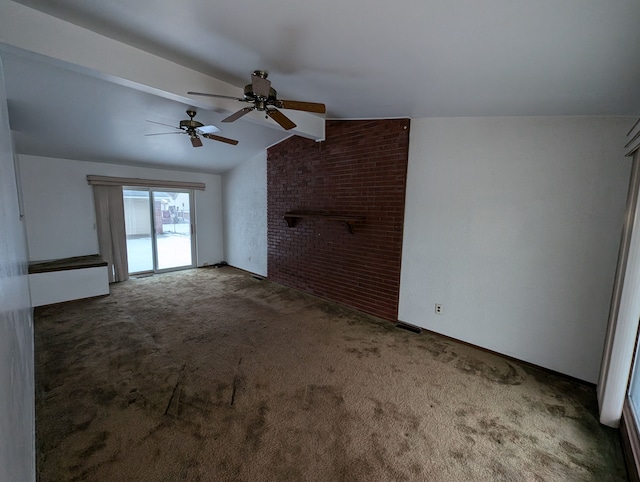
(18, 155, 224, 266)
(222, 150, 267, 276)
(399, 116, 632, 383)
(0, 59, 35, 481)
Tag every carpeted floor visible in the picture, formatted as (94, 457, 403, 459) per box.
(34, 267, 627, 481)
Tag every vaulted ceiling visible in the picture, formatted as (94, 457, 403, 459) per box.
(1, 0, 639, 173)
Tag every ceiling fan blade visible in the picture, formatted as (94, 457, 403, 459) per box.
(145, 132, 185, 136)
(190, 136, 203, 148)
(252, 73, 271, 98)
(196, 124, 221, 134)
(202, 133, 239, 146)
(222, 107, 255, 123)
(278, 100, 326, 114)
(146, 120, 182, 130)
(267, 109, 297, 130)
(187, 91, 244, 101)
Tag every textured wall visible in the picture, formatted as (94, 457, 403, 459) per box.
(267, 119, 410, 321)
(0, 57, 35, 481)
(223, 151, 268, 276)
(399, 116, 632, 382)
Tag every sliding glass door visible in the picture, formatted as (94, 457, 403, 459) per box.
(123, 188, 195, 274)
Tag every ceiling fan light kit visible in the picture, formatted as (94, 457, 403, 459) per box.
(146, 110, 239, 147)
(188, 70, 326, 131)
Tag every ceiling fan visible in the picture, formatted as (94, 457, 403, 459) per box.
(188, 70, 326, 131)
(146, 110, 239, 147)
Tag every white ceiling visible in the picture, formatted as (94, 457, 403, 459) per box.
(2, 0, 640, 173)
(1, 48, 290, 173)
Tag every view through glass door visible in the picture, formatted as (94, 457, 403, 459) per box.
(628, 332, 640, 420)
(123, 188, 195, 274)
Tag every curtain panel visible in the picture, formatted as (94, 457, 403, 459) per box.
(93, 185, 129, 283)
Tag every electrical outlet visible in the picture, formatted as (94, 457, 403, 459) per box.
(435, 304, 443, 314)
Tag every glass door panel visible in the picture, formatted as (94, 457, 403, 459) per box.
(153, 191, 194, 270)
(123, 189, 154, 273)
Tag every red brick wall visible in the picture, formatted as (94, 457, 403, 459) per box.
(267, 119, 410, 321)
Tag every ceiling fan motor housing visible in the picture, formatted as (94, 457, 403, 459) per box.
(243, 84, 278, 106)
(179, 119, 204, 130)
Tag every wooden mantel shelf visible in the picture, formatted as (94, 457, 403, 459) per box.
(283, 211, 365, 234)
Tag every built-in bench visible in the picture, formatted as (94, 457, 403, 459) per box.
(28, 254, 109, 307)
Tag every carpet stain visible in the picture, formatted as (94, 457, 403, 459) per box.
(302, 384, 345, 411)
(245, 402, 268, 450)
(77, 430, 109, 458)
(91, 387, 118, 406)
(560, 440, 584, 455)
(545, 403, 567, 417)
(455, 358, 523, 385)
(346, 346, 381, 358)
(456, 412, 539, 447)
(215, 381, 229, 402)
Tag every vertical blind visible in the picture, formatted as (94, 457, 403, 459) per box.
(627, 118, 640, 158)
